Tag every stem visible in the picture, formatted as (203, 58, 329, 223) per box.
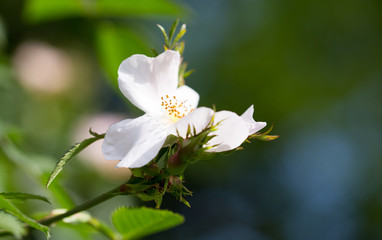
(0, 184, 130, 238)
(40, 184, 126, 226)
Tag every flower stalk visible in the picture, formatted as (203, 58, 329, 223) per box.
(39, 184, 129, 226)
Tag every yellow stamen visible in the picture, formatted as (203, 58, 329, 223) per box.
(160, 94, 194, 122)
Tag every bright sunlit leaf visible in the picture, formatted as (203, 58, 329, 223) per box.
(24, 0, 186, 23)
(111, 207, 184, 239)
(95, 0, 187, 17)
(23, 0, 85, 23)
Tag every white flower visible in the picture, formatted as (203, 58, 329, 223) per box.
(102, 50, 266, 168)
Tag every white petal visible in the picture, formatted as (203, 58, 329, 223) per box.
(241, 105, 267, 135)
(118, 50, 180, 113)
(169, 107, 214, 138)
(207, 110, 249, 152)
(102, 114, 169, 168)
(176, 85, 199, 109)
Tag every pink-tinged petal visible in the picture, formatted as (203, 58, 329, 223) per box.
(118, 50, 180, 113)
(169, 107, 214, 138)
(241, 105, 267, 135)
(175, 85, 199, 109)
(102, 114, 169, 168)
(207, 110, 249, 152)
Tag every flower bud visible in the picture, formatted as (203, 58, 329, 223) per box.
(167, 151, 187, 175)
(168, 175, 183, 192)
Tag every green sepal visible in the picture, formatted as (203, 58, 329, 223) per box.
(252, 134, 279, 141)
(130, 168, 144, 178)
(178, 126, 212, 164)
(125, 176, 153, 192)
(181, 198, 191, 208)
(156, 148, 172, 169)
(135, 192, 157, 202)
(174, 40, 185, 55)
(183, 69, 195, 79)
(156, 24, 169, 46)
(167, 176, 192, 207)
(172, 24, 186, 48)
(144, 188, 161, 198)
(249, 125, 279, 142)
(140, 164, 160, 177)
(163, 134, 180, 147)
(125, 183, 152, 193)
(168, 18, 179, 46)
(154, 179, 168, 208)
(178, 62, 191, 87)
(124, 175, 167, 206)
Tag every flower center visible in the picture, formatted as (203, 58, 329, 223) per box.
(161, 95, 194, 122)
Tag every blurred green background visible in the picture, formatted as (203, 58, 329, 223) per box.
(1, 0, 382, 239)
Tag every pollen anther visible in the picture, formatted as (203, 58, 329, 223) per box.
(160, 94, 194, 122)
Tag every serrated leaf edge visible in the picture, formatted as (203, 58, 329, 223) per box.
(46, 132, 105, 188)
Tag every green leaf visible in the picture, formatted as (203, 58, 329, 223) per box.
(168, 19, 179, 45)
(23, 0, 85, 23)
(0, 211, 26, 239)
(24, 0, 187, 23)
(46, 131, 105, 188)
(95, 0, 187, 17)
(112, 207, 184, 239)
(0, 192, 50, 204)
(0, 196, 50, 239)
(1, 136, 51, 177)
(0, 135, 74, 208)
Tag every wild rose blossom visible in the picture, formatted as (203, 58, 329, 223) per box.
(102, 50, 266, 168)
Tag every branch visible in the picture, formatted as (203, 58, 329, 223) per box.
(40, 184, 129, 226)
